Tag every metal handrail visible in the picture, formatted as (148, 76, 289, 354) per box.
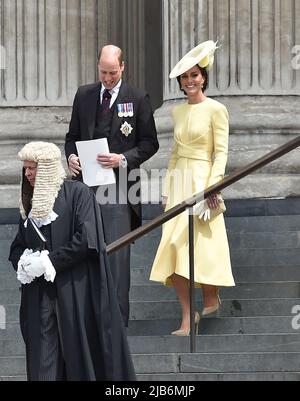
(106, 135, 300, 352)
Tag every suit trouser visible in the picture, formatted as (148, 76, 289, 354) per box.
(99, 201, 132, 327)
(38, 292, 65, 381)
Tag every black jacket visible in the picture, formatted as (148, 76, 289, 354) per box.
(65, 81, 159, 230)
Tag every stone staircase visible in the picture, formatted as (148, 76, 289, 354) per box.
(0, 199, 300, 381)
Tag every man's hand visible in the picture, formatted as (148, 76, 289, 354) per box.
(97, 153, 122, 169)
(68, 154, 81, 176)
(23, 252, 45, 278)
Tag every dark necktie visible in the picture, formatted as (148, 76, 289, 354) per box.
(102, 89, 111, 113)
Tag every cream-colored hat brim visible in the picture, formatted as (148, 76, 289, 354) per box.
(169, 40, 217, 78)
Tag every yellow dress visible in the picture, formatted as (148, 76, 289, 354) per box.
(150, 98, 235, 287)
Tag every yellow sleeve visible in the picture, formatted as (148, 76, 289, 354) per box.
(162, 142, 178, 198)
(207, 105, 229, 187)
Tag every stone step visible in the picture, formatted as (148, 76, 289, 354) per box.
(131, 265, 300, 285)
(132, 352, 300, 374)
(3, 313, 294, 338)
(2, 264, 300, 291)
(128, 316, 299, 335)
(1, 352, 300, 379)
(0, 323, 22, 340)
(137, 372, 300, 381)
(0, 241, 11, 263)
(1, 334, 299, 358)
(142, 199, 300, 220)
(131, 246, 300, 269)
(0, 340, 25, 357)
(128, 282, 300, 302)
(129, 299, 300, 320)
(132, 230, 300, 259)
(6, 281, 299, 303)
(0, 376, 26, 381)
(0, 357, 26, 376)
(0, 225, 18, 240)
(2, 282, 299, 304)
(230, 248, 300, 267)
(0, 273, 19, 288)
(3, 299, 300, 323)
(128, 333, 300, 354)
(228, 231, 300, 249)
(0, 288, 21, 304)
(140, 215, 300, 233)
(225, 215, 300, 233)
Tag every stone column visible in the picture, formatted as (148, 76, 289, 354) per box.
(0, 0, 109, 207)
(153, 0, 300, 198)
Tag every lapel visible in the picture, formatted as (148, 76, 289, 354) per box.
(110, 81, 131, 140)
(83, 83, 101, 139)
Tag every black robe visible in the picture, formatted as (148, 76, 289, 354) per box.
(9, 180, 136, 381)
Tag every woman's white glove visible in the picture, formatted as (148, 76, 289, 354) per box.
(194, 195, 226, 222)
(194, 200, 211, 221)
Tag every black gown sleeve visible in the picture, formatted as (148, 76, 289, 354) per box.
(8, 218, 27, 272)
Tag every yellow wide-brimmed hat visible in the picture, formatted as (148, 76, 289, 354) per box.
(169, 40, 218, 78)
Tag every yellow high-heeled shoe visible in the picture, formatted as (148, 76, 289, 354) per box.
(171, 311, 200, 336)
(202, 294, 221, 316)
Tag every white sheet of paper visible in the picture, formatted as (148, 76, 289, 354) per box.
(76, 138, 116, 187)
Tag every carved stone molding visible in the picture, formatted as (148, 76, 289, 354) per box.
(0, 0, 109, 106)
(163, 0, 300, 101)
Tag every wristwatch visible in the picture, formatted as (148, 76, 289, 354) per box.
(119, 154, 127, 168)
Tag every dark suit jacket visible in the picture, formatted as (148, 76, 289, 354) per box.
(65, 81, 159, 229)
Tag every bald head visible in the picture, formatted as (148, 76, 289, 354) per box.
(98, 45, 125, 90)
(98, 45, 123, 65)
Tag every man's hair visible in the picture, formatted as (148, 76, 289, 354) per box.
(98, 45, 123, 66)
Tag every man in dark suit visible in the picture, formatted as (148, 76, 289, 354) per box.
(65, 45, 159, 326)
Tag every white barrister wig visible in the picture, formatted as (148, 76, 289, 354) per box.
(18, 142, 67, 219)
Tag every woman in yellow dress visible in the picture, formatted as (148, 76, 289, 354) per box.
(150, 41, 235, 335)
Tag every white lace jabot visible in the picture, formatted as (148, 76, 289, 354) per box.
(25, 210, 59, 228)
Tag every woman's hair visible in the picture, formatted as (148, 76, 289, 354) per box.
(177, 65, 208, 94)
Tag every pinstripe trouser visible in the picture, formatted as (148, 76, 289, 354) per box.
(38, 292, 65, 381)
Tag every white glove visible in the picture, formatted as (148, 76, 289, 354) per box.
(194, 194, 225, 221)
(23, 251, 45, 278)
(17, 248, 37, 284)
(41, 251, 56, 283)
(194, 200, 211, 221)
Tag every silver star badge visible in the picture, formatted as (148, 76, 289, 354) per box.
(120, 121, 133, 137)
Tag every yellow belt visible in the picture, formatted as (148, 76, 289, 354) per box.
(177, 145, 211, 161)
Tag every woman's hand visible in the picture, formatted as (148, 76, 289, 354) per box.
(162, 196, 168, 210)
(207, 194, 219, 209)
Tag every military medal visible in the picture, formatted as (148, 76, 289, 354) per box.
(117, 103, 134, 118)
(128, 103, 134, 117)
(117, 104, 124, 118)
(123, 103, 128, 118)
